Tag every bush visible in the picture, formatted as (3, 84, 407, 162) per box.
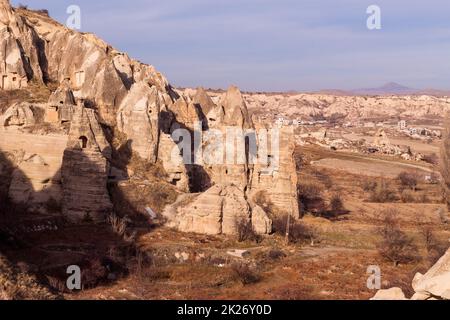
(420, 225, 447, 265)
(422, 153, 439, 165)
(400, 190, 416, 203)
(266, 249, 286, 261)
(378, 209, 419, 266)
(369, 179, 397, 203)
(362, 180, 378, 192)
(297, 182, 326, 215)
(236, 219, 261, 243)
(329, 193, 344, 213)
(398, 171, 420, 191)
(230, 263, 261, 285)
(272, 215, 317, 245)
(311, 169, 333, 189)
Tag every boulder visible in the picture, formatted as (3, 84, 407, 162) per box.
(412, 248, 450, 299)
(251, 205, 273, 235)
(62, 105, 112, 222)
(370, 287, 407, 300)
(227, 249, 250, 259)
(163, 184, 272, 236)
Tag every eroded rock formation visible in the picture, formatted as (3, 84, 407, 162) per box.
(61, 105, 112, 222)
(163, 184, 272, 235)
(0, 1, 299, 235)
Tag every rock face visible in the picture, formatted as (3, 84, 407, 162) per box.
(192, 87, 221, 129)
(0, 1, 300, 236)
(157, 133, 189, 192)
(163, 184, 272, 235)
(45, 84, 76, 123)
(169, 96, 200, 131)
(412, 248, 450, 300)
(370, 287, 407, 300)
(372, 247, 450, 300)
(61, 105, 112, 222)
(158, 85, 299, 234)
(202, 86, 254, 191)
(0, 0, 44, 89)
(250, 126, 300, 218)
(0, 103, 35, 127)
(116, 82, 160, 162)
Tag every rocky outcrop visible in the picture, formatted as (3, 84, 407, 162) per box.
(116, 82, 160, 162)
(201, 86, 254, 191)
(251, 205, 273, 235)
(157, 133, 189, 192)
(0, 2, 300, 236)
(250, 126, 300, 218)
(372, 247, 450, 300)
(411, 248, 450, 300)
(61, 105, 112, 222)
(163, 184, 272, 236)
(45, 84, 76, 123)
(0, 103, 35, 127)
(192, 87, 221, 129)
(168, 96, 199, 131)
(220, 85, 253, 129)
(0, 0, 44, 89)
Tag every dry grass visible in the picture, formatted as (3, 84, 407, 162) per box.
(377, 209, 420, 266)
(0, 254, 58, 300)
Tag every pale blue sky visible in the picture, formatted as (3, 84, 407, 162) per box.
(11, 0, 450, 91)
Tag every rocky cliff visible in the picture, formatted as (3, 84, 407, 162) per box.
(0, 1, 299, 236)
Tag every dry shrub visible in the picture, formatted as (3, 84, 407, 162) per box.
(272, 215, 317, 245)
(420, 225, 447, 265)
(423, 153, 439, 165)
(141, 267, 172, 282)
(369, 179, 397, 203)
(378, 209, 419, 266)
(329, 193, 345, 213)
(266, 249, 286, 261)
(311, 169, 333, 189)
(297, 182, 326, 215)
(230, 263, 261, 285)
(398, 171, 420, 191)
(400, 190, 416, 203)
(271, 285, 318, 300)
(107, 214, 136, 242)
(236, 219, 262, 243)
(362, 179, 378, 192)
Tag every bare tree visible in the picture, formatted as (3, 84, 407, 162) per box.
(440, 114, 450, 209)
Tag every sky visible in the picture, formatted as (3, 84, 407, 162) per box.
(10, 0, 450, 91)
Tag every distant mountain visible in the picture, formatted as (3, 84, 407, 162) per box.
(351, 82, 417, 95)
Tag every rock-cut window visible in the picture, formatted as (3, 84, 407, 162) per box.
(79, 136, 88, 149)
